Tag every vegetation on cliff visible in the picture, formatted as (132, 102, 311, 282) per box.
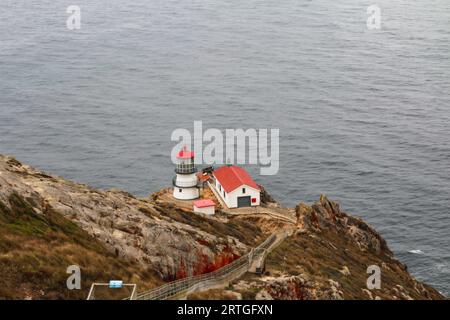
(188, 196, 444, 300)
(0, 155, 262, 299)
(0, 191, 162, 299)
(0, 155, 445, 300)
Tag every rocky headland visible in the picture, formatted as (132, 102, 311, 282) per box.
(0, 155, 444, 300)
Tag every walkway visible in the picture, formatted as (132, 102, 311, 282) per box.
(133, 228, 294, 300)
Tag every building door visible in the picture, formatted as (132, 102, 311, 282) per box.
(237, 196, 251, 208)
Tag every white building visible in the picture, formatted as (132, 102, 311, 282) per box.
(172, 146, 199, 200)
(212, 165, 260, 209)
(193, 199, 215, 215)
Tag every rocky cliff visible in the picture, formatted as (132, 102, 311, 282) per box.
(0, 155, 445, 300)
(189, 196, 444, 300)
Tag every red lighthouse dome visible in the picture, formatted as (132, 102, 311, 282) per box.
(175, 146, 197, 174)
(177, 146, 195, 159)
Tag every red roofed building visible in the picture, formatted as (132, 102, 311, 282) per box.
(193, 199, 215, 215)
(212, 165, 260, 208)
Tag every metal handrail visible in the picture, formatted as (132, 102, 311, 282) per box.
(135, 231, 287, 300)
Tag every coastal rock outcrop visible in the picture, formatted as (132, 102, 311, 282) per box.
(187, 197, 444, 300)
(296, 195, 390, 255)
(0, 155, 252, 285)
(0, 155, 445, 300)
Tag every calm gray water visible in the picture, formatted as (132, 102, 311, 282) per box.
(1, 1, 449, 296)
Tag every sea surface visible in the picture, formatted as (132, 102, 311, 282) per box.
(0, 1, 449, 296)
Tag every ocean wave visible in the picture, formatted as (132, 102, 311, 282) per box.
(408, 249, 425, 255)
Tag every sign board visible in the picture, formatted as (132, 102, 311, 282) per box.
(109, 280, 123, 289)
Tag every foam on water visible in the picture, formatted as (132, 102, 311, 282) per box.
(408, 250, 425, 255)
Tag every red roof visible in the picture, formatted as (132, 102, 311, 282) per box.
(193, 199, 215, 208)
(213, 165, 260, 193)
(177, 146, 195, 159)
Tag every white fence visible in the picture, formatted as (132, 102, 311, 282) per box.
(87, 283, 137, 300)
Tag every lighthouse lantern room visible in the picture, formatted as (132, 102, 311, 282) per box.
(173, 146, 200, 200)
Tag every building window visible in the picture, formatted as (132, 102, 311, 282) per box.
(242, 188, 246, 194)
(223, 190, 226, 197)
(219, 184, 221, 191)
(179, 188, 182, 193)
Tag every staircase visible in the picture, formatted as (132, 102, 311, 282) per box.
(134, 228, 293, 300)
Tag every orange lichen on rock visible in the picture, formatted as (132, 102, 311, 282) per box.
(193, 246, 240, 276)
(175, 259, 188, 279)
(172, 246, 241, 280)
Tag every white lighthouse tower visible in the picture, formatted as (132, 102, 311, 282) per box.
(173, 146, 200, 200)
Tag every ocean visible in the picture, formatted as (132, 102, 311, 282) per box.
(0, 0, 449, 296)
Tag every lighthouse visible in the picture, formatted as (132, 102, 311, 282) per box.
(173, 146, 200, 200)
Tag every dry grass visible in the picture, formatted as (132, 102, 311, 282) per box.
(0, 193, 163, 300)
(265, 228, 444, 300)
